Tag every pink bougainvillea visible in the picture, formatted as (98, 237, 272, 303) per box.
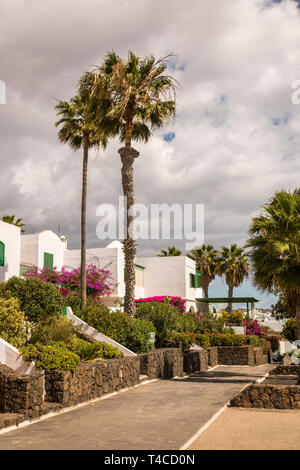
(135, 296, 186, 313)
(25, 264, 113, 299)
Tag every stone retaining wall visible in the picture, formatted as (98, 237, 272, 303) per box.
(254, 347, 268, 366)
(207, 347, 218, 368)
(183, 350, 208, 375)
(230, 383, 300, 409)
(217, 346, 255, 366)
(269, 365, 300, 376)
(139, 348, 184, 380)
(45, 356, 140, 406)
(0, 365, 44, 418)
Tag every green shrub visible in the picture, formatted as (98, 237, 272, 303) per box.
(78, 304, 155, 353)
(0, 297, 26, 348)
(219, 309, 246, 326)
(29, 316, 77, 349)
(176, 313, 197, 333)
(125, 319, 156, 353)
(167, 332, 194, 352)
(135, 300, 178, 347)
(194, 312, 230, 334)
(20, 342, 80, 371)
(282, 318, 297, 343)
(0, 277, 64, 323)
(247, 335, 265, 348)
(71, 337, 124, 360)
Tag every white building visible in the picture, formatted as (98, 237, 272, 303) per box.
(136, 255, 202, 311)
(0, 223, 203, 311)
(0, 220, 21, 281)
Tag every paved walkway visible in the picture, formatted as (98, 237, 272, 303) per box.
(0, 365, 272, 450)
(188, 407, 300, 450)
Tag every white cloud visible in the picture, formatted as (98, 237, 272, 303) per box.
(0, 0, 300, 305)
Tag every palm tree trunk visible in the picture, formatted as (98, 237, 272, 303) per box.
(296, 296, 300, 340)
(118, 146, 139, 316)
(80, 140, 89, 309)
(228, 285, 233, 312)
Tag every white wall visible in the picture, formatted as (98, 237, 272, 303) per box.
(21, 230, 66, 270)
(0, 220, 20, 281)
(136, 256, 202, 310)
(38, 231, 65, 270)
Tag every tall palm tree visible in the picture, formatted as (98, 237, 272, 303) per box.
(188, 245, 219, 298)
(218, 244, 249, 312)
(246, 189, 300, 338)
(55, 87, 107, 308)
(87, 51, 177, 315)
(1, 215, 25, 233)
(158, 246, 182, 257)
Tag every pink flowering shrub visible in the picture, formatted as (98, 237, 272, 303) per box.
(25, 264, 113, 299)
(243, 319, 263, 337)
(134, 296, 186, 313)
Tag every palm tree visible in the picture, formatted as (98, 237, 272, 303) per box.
(246, 189, 300, 338)
(218, 244, 249, 312)
(1, 215, 25, 233)
(55, 87, 107, 309)
(87, 51, 177, 315)
(188, 245, 219, 298)
(158, 246, 182, 257)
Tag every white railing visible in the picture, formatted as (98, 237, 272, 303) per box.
(0, 337, 36, 375)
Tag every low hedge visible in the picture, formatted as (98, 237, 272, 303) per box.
(168, 331, 265, 351)
(20, 343, 80, 371)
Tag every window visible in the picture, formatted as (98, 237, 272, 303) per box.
(43, 252, 54, 269)
(190, 270, 201, 288)
(190, 273, 195, 288)
(0, 242, 5, 267)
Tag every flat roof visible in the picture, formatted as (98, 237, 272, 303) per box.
(196, 297, 259, 303)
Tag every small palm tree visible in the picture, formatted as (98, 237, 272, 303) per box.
(1, 215, 25, 233)
(55, 87, 107, 308)
(218, 244, 249, 312)
(188, 245, 219, 298)
(246, 189, 300, 338)
(87, 51, 177, 315)
(158, 246, 182, 257)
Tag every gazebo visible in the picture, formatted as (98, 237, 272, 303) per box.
(196, 297, 260, 318)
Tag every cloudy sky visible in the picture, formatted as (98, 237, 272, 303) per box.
(1, 0, 300, 307)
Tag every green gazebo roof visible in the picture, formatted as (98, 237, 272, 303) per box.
(196, 297, 259, 303)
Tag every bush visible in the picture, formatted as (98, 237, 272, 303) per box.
(194, 312, 231, 334)
(135, 300, 179, 347)
(25, 264, 113, 299)
(176, 313, 197, 333)
(135, 296, 186, 313)
(20, 342, 80, 371)
(29, 316, 77, 349)
(125, 319, 156, 354)
(71, 337, 124, 360)
(0, 297, 26, 348)
(243, 319, 263, 337)
(0, 277, 64, 323)
(167, 332, 195, 352)
(78, 304, 155, 353)
(282, 318, 297, 342)
(219, 310, 246, 326)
